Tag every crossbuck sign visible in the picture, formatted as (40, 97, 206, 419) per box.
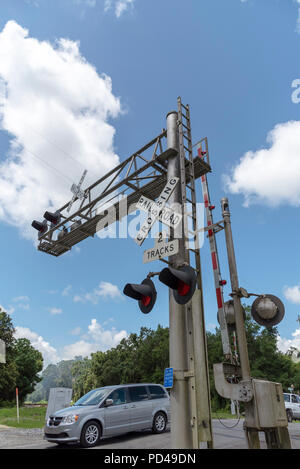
(134, 177, 179, 246)
(136, 195, 182, 230)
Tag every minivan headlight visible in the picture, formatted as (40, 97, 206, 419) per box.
(61, 414, 79, 425)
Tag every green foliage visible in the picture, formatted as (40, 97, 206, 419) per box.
(0, 309, 43, 406)
(207, 308, 300, 410)
(0, 311, 18, 404)
(71, 325, 169, 401)
(69, 319, 300, 407)
(71, 357, 92, 400)
(14, 338, 43, 402)
(8, 310, 300, 414)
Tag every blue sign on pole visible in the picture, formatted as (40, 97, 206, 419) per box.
(164, 367, 174, 388)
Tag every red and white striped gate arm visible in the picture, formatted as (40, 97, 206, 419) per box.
(197, 143, 232, 359)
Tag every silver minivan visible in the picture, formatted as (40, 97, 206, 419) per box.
(44, 383, 170, 447)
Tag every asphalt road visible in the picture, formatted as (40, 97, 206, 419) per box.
(1, 420, 300, 449)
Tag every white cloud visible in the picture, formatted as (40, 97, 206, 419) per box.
(224, 121, 300, 207)
(62, 318, 127, 359)
(69, 326, 82, 335)
(14, 318, 127, 366)
(73, 281, 123, 304)
(115, 0, 134, 17)
(25, 0, 39, 6)
(73, 294, 83, 303)
(97, 281, 123, 299)
(75, 0, 97, 7)
(294, 0, 300, 33)
(88, 318, 126, 344)
(48, 307, 63, 315)
(12, 295, 30, 310)
(105, 0, 135, 17)
(241, 1, 300, 34)
(14, 326, 60, 367)
(206, 323, 217, 332)
(12, 295, 29, 302)
(0, 304, 15, 315)
(277, 329, 300, 354)
(18, 303, 30, 310)
(0, 21, 121, 240)
(62, 340, 98, 359)
(284, 284, 300, 304)
(62, 285, 72, 296)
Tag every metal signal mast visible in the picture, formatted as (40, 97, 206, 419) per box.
(33, 97, 213, 449)
(33, 97, 291, 450)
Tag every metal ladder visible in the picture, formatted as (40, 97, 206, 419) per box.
(177, 96, 234, 361)
(177, 97, 213, 448)
(177, 97, 201, 276)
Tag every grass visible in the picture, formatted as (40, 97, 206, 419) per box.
(0, 406, 298, 429)
(0, 406, 235, 429)
(0, 406, 47, 429)
(211, 410, 240, 420)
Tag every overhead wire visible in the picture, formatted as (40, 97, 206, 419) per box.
(0, 89, 100, 183)
(215, 400, 241, 429)
(15, 119, 99, 180)
(23, 146, 74, 184)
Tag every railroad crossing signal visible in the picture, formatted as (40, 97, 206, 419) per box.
(31, 219, 48, 238)
(123, 264, 197, 313)
(159, 265, 197, 305)
(251, 294, 285, 327)
(123, 278, 157, 314)
(44, 210, 61, 227)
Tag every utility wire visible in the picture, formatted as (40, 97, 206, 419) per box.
(215, 401, 241, 429)
(0, 90, 99, 180)
(22, 146, 74, 184)
(16, 119, 99, 180)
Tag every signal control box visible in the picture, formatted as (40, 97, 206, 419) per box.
(246, 379, 288, 429)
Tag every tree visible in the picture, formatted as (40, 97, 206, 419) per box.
(0, 309, 44, 405)
(71, 357, 92, 402)
(70, 325, 170, 401)
(0, 310, 18, 404)
(207, 308, 299, 410)
(29, 317, 300, 411)
(14, 338, 43, 403)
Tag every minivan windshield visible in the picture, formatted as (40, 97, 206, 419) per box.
(74, 388, 108, 406)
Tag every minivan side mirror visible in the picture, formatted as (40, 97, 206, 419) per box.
(105, 398, 113, 407)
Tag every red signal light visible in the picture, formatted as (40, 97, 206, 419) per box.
(178, 281, 191, 297)
(123, 278, 157, 314)
(141, 295, 151, 307)
(159, 265, 196, 305)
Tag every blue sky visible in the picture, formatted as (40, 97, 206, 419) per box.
(0, 0, 300, 367)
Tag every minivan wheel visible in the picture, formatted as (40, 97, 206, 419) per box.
(287, 410, 293, 423)
(152, 412, 167, 434)
(80, 420, 101, 448)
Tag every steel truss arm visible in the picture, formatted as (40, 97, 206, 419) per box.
(37, 129, 210, 257)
